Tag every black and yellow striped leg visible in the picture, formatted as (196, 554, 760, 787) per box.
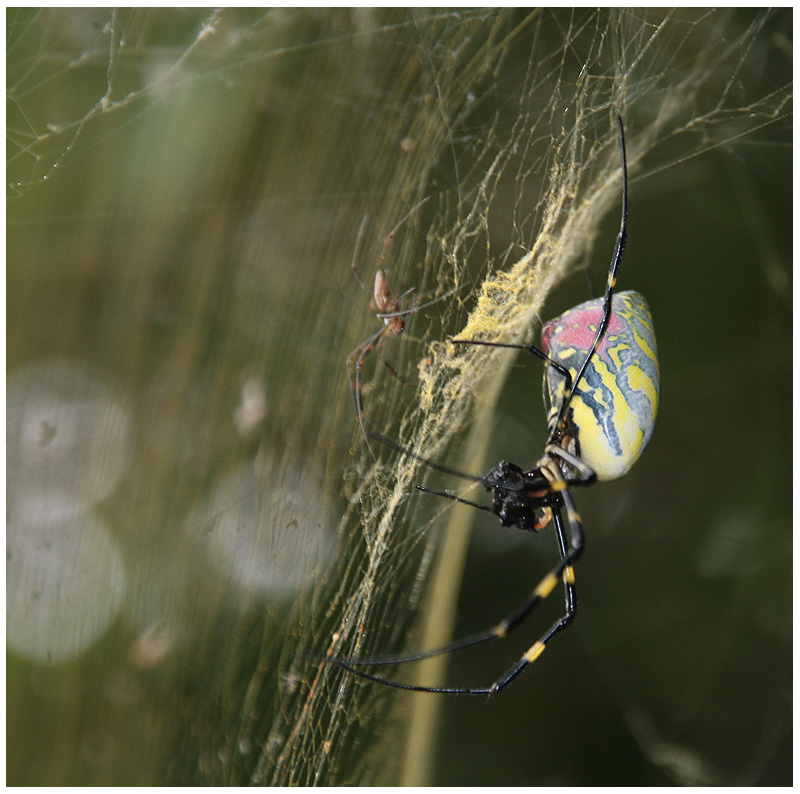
(478, 497, 583, 695)
(326, 492, 584, 695)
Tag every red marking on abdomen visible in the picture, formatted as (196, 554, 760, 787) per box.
(542, 305, 626, 358)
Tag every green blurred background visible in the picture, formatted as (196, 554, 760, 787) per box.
(7, 8, 791, 785)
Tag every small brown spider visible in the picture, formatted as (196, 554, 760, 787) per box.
(346, 198, 449, 454)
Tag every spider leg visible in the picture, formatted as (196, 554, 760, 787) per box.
(450, 337, 574, 394)
(482, 489, 583, 694)
(346, 326, 387, 458)
(346, 327, 383, 416)
(414, 484, 494, 514)
(350, 214, 371, 292)
(547, 444, 597, 485)
(346, 331, 418, 459)
(378, 284, 461, 320)
(553, 113, 627, 435)
(366, 430, 489, 487)
(323, 492, 584, 694)
(394, 285, 417, 304)
(374, 348, 416, 388)
(376, 196, 431, 271)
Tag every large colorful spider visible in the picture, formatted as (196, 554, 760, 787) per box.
(330, 114, 659, 694)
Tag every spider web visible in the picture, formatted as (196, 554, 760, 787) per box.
(6, 8, 792, 787)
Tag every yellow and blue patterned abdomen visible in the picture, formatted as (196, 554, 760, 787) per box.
(542, 290, 659, 481)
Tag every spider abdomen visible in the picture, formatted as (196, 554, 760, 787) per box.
(542, 290, 659, 481)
